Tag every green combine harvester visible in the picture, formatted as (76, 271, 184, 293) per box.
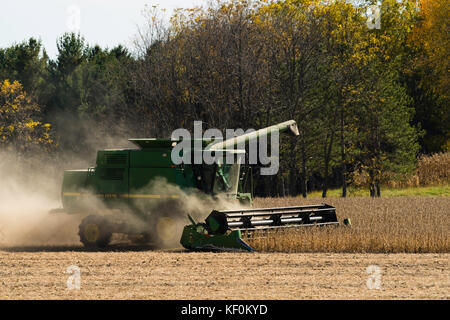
(54, 120, 339, 251)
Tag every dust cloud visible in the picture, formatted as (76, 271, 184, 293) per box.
(0, 150, 248, 249)
(137, 177, 247, 248)
(0, 128, 136, 248)
(0, 151, 83, 247)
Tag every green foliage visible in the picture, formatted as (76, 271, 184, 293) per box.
(0, 38, 49, 101)
(307, 185, 450, 198)
(44, 33, 134, 154)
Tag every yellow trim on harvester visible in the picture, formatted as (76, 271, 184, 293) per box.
(62, 192, 83, 196)
(62, 192, 180, 199)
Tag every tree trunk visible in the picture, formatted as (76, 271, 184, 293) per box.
(301, 128, 307, 198)
(322, 137, 330, 198)
(340, 105, 347, 197)
(322, 108, 338, 198)
(369, 170, 376, 197)
(288, 139, 297, 196)
(370, 186, 376, 197)
(375, 118, 382, 198)
(322, 158, 329, 198)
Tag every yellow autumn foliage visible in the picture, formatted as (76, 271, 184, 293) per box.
(0, 79, 54, 152)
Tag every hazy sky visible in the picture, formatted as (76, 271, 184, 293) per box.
(0, 0, 206, 58)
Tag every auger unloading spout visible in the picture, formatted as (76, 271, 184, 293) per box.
(205, 119, 299, 151)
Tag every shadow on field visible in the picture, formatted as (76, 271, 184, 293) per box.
(0, 244, 165, 252)
(0, 244, 245, 253)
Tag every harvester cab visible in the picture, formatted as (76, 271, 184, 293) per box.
(54, 119, 339, 250)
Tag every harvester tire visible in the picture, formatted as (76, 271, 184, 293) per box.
(78, 215, 112, 248)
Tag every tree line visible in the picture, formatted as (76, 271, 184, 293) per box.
(0, 0, 448, 197)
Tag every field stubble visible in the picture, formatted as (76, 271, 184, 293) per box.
(0, 196, 449, 299)
(0, 251, 448, 299)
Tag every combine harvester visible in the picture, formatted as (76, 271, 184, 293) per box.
(53, 120, 339, 251)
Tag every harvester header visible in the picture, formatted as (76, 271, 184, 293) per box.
(180, 204, 339, 251)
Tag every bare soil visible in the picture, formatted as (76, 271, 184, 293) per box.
(0, 249, 448, 299)
(250, 197, 450, 253)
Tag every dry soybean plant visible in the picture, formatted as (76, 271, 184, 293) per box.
(247, 197, 450, 253)
(417, 152, 450, 186)
(349, 152, 449, 189)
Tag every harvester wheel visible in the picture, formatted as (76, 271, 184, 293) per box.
(149, 212, 185, 248)
(78, 215, 112, 248)
(147, 200, 187, 248)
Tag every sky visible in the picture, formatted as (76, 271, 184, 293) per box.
(0, 0, 206, 58)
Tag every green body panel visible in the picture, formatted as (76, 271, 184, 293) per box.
(94, 167, 129, 194)
(62, 170, 89, 191)
(61, 121, 297, 215)
(61, 144, 249, 215)
(96, 150, 129, 167)
(61, 169, 90, 212)
(129, 149, 173, 167)
(236, 192, 252, 206)
(179, 224, 254, 252)
(129, 168, 176, 190)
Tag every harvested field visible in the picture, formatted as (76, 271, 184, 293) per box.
(0, 196, 448, 300)
(0, 250, 448, 299)
(249, 197, 450, 253)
